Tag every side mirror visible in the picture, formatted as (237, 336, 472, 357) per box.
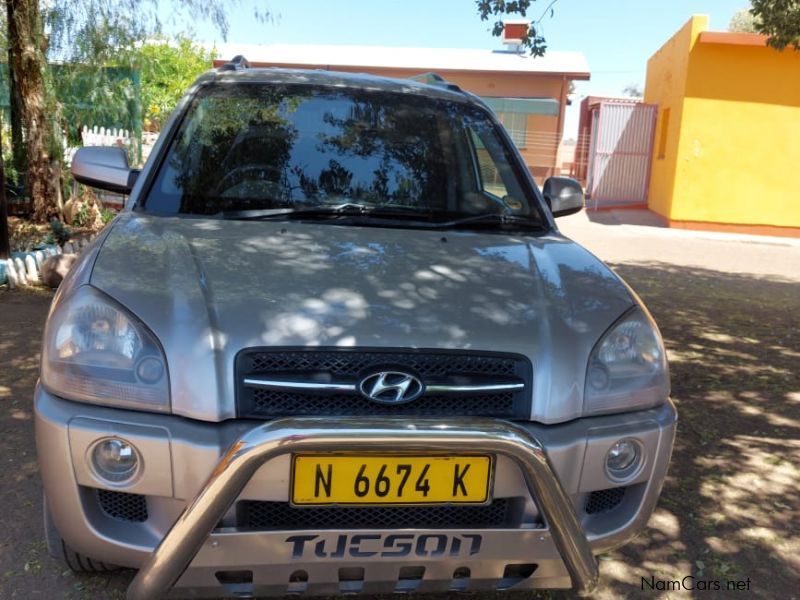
(543, 176, 584, 218)
(71, 147, 139, 194)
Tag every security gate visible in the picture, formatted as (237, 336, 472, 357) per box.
(586, 101, 658, 206)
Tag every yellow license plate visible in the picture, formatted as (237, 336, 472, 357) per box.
(292, 455, 493, 505)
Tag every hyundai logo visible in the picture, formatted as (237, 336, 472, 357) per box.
(358, 370, 424, 404)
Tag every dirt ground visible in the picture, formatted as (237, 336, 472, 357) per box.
(1, 230, 799, 599)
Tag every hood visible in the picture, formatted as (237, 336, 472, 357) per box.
(90, 213, 634, 423)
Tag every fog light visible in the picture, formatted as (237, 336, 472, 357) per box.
(606, 439, 640, 477)
(91, 438, 140, 483)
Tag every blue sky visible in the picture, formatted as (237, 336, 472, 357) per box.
(166, 0, 749, 138)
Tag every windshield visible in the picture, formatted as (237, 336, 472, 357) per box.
(143, 83, 543, 226)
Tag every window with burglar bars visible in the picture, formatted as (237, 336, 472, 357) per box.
(497, 112, 528, 148)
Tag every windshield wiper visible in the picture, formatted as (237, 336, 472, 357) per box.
(219, 204, 542, 230)
(220, 203, 435, 221)
(434, 213, 543, 230)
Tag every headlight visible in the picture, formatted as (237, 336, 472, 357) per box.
(41, 285, 170, 412)
(584, 307, 669, 415)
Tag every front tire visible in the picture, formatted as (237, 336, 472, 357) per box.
(43, 493, 119, 572)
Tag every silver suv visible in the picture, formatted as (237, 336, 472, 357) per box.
(36, 58, 675, 598)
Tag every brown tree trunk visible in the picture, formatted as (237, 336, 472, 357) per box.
(7, 0, 61, 222)
(0, 116, 9, 259)
(6, 0, 26, 180)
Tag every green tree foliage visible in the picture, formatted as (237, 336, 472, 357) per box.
(45, 4, 226, 143)
(138, 38, 217, 131)
(5, 0, 269, 222)
(728, 8, 761, 33)
(750, 0, 800, 50)
(44, 0, 263, 60)
(54, 66, 140, 145)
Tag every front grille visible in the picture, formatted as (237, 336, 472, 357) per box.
(96, 489, 148, 522)
(245, 351, 520, 378)
(585, 487, 626, 515)
(236, 499, 520, 530)
(236, 348, 532, 419)
(250, 390, 515, 417)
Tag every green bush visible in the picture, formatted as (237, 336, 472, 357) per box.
(9, 221, 40, 252)
(44, 219, 73, 246)
(101, 208, 116, 224)
(72, 203, 90, 227)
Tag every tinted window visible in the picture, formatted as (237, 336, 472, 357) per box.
(144, 83, 539, 221)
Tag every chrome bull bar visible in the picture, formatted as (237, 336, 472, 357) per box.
(126, 417, 599, 599)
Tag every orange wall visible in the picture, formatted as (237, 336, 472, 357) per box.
(676, 37, 800, 227)
(645, 16, 800, 230)
(644, 16, 705, 218)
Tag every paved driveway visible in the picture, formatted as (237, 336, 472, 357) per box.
(559, 209, 800, 281)
(1, 214, 798, 599)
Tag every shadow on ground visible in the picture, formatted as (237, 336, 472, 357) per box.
(0, 260, 798, 599)
(598, 262, 800, 600)
(584, 209, 668, 229)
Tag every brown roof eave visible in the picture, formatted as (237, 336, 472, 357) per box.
(697, 31, 769, 47)
(212, 59, 590, 80)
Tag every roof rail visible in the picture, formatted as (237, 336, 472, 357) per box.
(218, 55, 251, 71)
(408, 72, 463, 93)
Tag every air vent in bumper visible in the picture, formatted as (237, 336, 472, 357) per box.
(585, 486, 626, 515)
(236, 498, 522, 530)
(96, 489, 148, 522)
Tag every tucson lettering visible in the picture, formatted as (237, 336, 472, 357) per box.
(286, 533, 483, 559)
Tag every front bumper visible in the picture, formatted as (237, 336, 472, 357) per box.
(35, 386, 677, 598)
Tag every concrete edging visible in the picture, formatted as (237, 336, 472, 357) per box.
(2, 237, 95, 289)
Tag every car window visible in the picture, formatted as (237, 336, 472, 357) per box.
(469, 128, 508, 199)
(143, 83, 540, 222)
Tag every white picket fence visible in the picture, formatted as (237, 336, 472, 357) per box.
(81, 125, 133, 148)
(64, 126, 158, 167)
(63, 126, 132, 167)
